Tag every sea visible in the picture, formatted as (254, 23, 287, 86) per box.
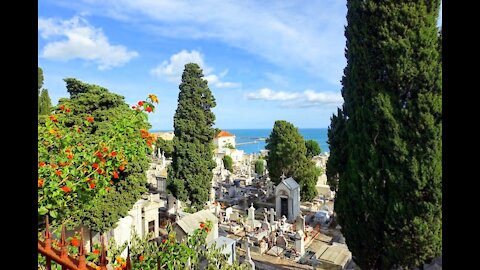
(152, 128, 329, 154)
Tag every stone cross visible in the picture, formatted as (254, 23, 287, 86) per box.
(269, 208, 276, 225)
(245, 236, 255, 270)
(280, 172, 286, 181)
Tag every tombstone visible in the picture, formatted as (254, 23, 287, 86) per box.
(269, 208, 276, 225)
(276, 234, 288, 249)
(225, 207, 233, 222)
(295, 214, 306, 232)
(294, 230, 305, 256)
(248, 203, 255, 222)
(245, 237, 256, 270)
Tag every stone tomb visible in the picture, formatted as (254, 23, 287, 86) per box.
(275, 176, 300, 221)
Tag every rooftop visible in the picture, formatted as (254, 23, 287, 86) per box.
(216, 131, 235, 138)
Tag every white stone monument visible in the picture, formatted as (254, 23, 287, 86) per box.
(275, 176, 300, 221)
(294, 230, 305, 256)
(245, 236, 255, 270)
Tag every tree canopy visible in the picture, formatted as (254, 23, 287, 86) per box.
(168, 63, 217, 210)
(328, 0, 442, 268)
(222, 155, 233, 172)
(305, 139, 321, 159)
(38, 78, 154, 232)
(265, 120, 319, 201)
(155, 137, 174, 158)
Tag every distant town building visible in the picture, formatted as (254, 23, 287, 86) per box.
(151, 131, 174, 141)
(214, 131, 236, 151)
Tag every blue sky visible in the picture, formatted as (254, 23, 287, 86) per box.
(38, 0, 442, 130)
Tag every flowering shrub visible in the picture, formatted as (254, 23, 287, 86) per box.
(38, 94, 158, 227)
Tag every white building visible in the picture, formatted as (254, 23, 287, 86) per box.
(275, 177, 301, 221)
(214, 131, 236, 152)
(210, 236, 237, 265)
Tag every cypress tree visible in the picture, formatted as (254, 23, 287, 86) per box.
(329, 0, 442, 268)
(326, 108, 347, 193)
(223, 155, 233, 172)
(38, 89, 52, 115)
(38, 67, 44, 94)
(168, 63, 217, 210)
(254, 160, 265, 175)
(266, 120, 319, 201)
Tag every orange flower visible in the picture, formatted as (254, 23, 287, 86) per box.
(200, 223, 205, 228)
(92, 163, 99, 169)
(139, 255, 145, 261)
(68, 154, 74, 159)
(59, 105, 65, 111)
(138, 101, 144, 106)
(49, 115, 57, 122)
(121, 262, 126, 268)
(149, 94, 159, 103)
(102, 147, 108, 152)
(87, 116, 94, 123)
(38, 179, 44, 188)
(205, 227, 209, 233)
(96, 168, 104, 174)
(61, 186, 71, 193)
(65, 149, 71, 153)
(59, 162, 66, 166)
(93, 249, 100, 255)
(89, 182, 96, 189)
(78, 143, 83, 147)
(111, 151, 117, 157)
(119, 165, 125, 171)
(55, 170, 63, 175)
(77, 128, 81, 133)
(116, 257, 123, 263)
(51, 164, 57, 168)
(146, 106, 153, 113)
(162, 239, 167, 244)
(71, 237, 79, 247)
(106, 187, 111, 192)
(113, 171, 119, 179)
(38, 162, 46, 167)
(66, 108, 71, 113)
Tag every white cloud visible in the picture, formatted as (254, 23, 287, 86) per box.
(246, 88, 343, 107)
(246, 88, 299, 101)
(54, 0, 347, 85)
(150, 50, 239, 88)
(38, 16, 138, 70)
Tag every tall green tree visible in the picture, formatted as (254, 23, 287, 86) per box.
(305, 139, 321, 159)
(222, 155, 233, 172)
(56, 78, 151, 232)
(326, 108, 347, 193)
(38, 89, 52, 115)
(168, 63, 217, 210)
(38, 67, 44, 94)
(266, 120, 319, 201)
(328, 1, 442, 268)
(254, 160, 265, 175)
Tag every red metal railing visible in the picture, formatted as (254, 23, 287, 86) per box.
(38, 216, 111, 270)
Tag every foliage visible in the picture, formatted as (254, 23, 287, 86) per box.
(106, 221, 245, 270)
(168, 63, 217, 209)
(225, 142, 235, 149)
(329, 0, 442, 268)
(38, 79, 158, 232)
(254, 160, 265, 175)
(223, 155, 233, 172)
(39, 88, 53, 115)
(305, 139, 321, 159)
(265, 120, 319, 201)
(155, 137, 174, 158)
(38, 67, 44, 93)
(326, 108, 347, 193)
